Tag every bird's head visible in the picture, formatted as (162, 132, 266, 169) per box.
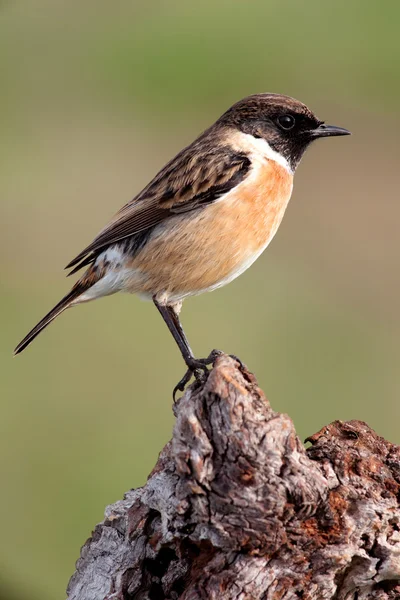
(218, 93, 350, 171)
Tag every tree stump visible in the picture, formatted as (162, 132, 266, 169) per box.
(67, 355, 400, 600)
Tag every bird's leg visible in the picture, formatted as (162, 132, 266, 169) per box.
(153, 299, 205, 372)
(153, 298, 219, 398)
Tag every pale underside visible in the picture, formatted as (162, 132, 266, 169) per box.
(79, 135, 294, 306)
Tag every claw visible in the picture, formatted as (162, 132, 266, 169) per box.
(172, 369, 193, 402)
(228, 353, 245, 369)
(172, 366, 207, 402)
(172, 349, 223, 401)
(196, 348, 223, 366)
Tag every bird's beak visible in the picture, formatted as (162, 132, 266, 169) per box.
(310, 124, 351, 138)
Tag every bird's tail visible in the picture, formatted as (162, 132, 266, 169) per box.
(14, 281, 89, 355)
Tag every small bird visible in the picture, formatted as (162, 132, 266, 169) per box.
(15, 93, 350, 395)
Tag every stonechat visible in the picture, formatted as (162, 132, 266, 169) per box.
(14, 93, 350, 395)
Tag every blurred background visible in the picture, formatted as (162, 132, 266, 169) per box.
(1, 0, 400, 597)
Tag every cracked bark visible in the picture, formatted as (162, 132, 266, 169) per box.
(67, 355, 400, 600)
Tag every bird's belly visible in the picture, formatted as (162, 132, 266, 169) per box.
(125, 159, 293, 302)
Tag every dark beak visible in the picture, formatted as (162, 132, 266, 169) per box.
(310, 124, 351, 139)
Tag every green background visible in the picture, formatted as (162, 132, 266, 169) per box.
(1, 1, 400, 598)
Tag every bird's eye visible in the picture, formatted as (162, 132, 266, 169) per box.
(277, 114, 295, 131)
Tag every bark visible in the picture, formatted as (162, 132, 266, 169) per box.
(67, 354, 400, 600)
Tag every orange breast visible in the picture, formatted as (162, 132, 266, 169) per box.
(127, 160, 293, 301)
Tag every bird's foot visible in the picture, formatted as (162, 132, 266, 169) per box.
(193, 348, 223, 366)
(173, 349, 223, 401)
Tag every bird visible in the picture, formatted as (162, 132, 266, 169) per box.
(14, 93, 350, 396)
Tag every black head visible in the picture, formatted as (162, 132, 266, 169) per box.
(218, 93, 350, 171)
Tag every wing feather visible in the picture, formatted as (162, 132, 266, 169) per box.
(65, 135, 251, 271)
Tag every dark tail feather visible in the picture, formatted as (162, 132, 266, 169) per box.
(14, 284, 85, 355)
(66, 253, 95, 277)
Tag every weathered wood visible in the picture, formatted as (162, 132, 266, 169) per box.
(67, 355, 400, 600)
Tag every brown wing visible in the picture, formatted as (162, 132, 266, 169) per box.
(65, 134, 251, 273)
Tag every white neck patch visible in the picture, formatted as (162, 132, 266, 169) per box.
(227, 130, 293, 174)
